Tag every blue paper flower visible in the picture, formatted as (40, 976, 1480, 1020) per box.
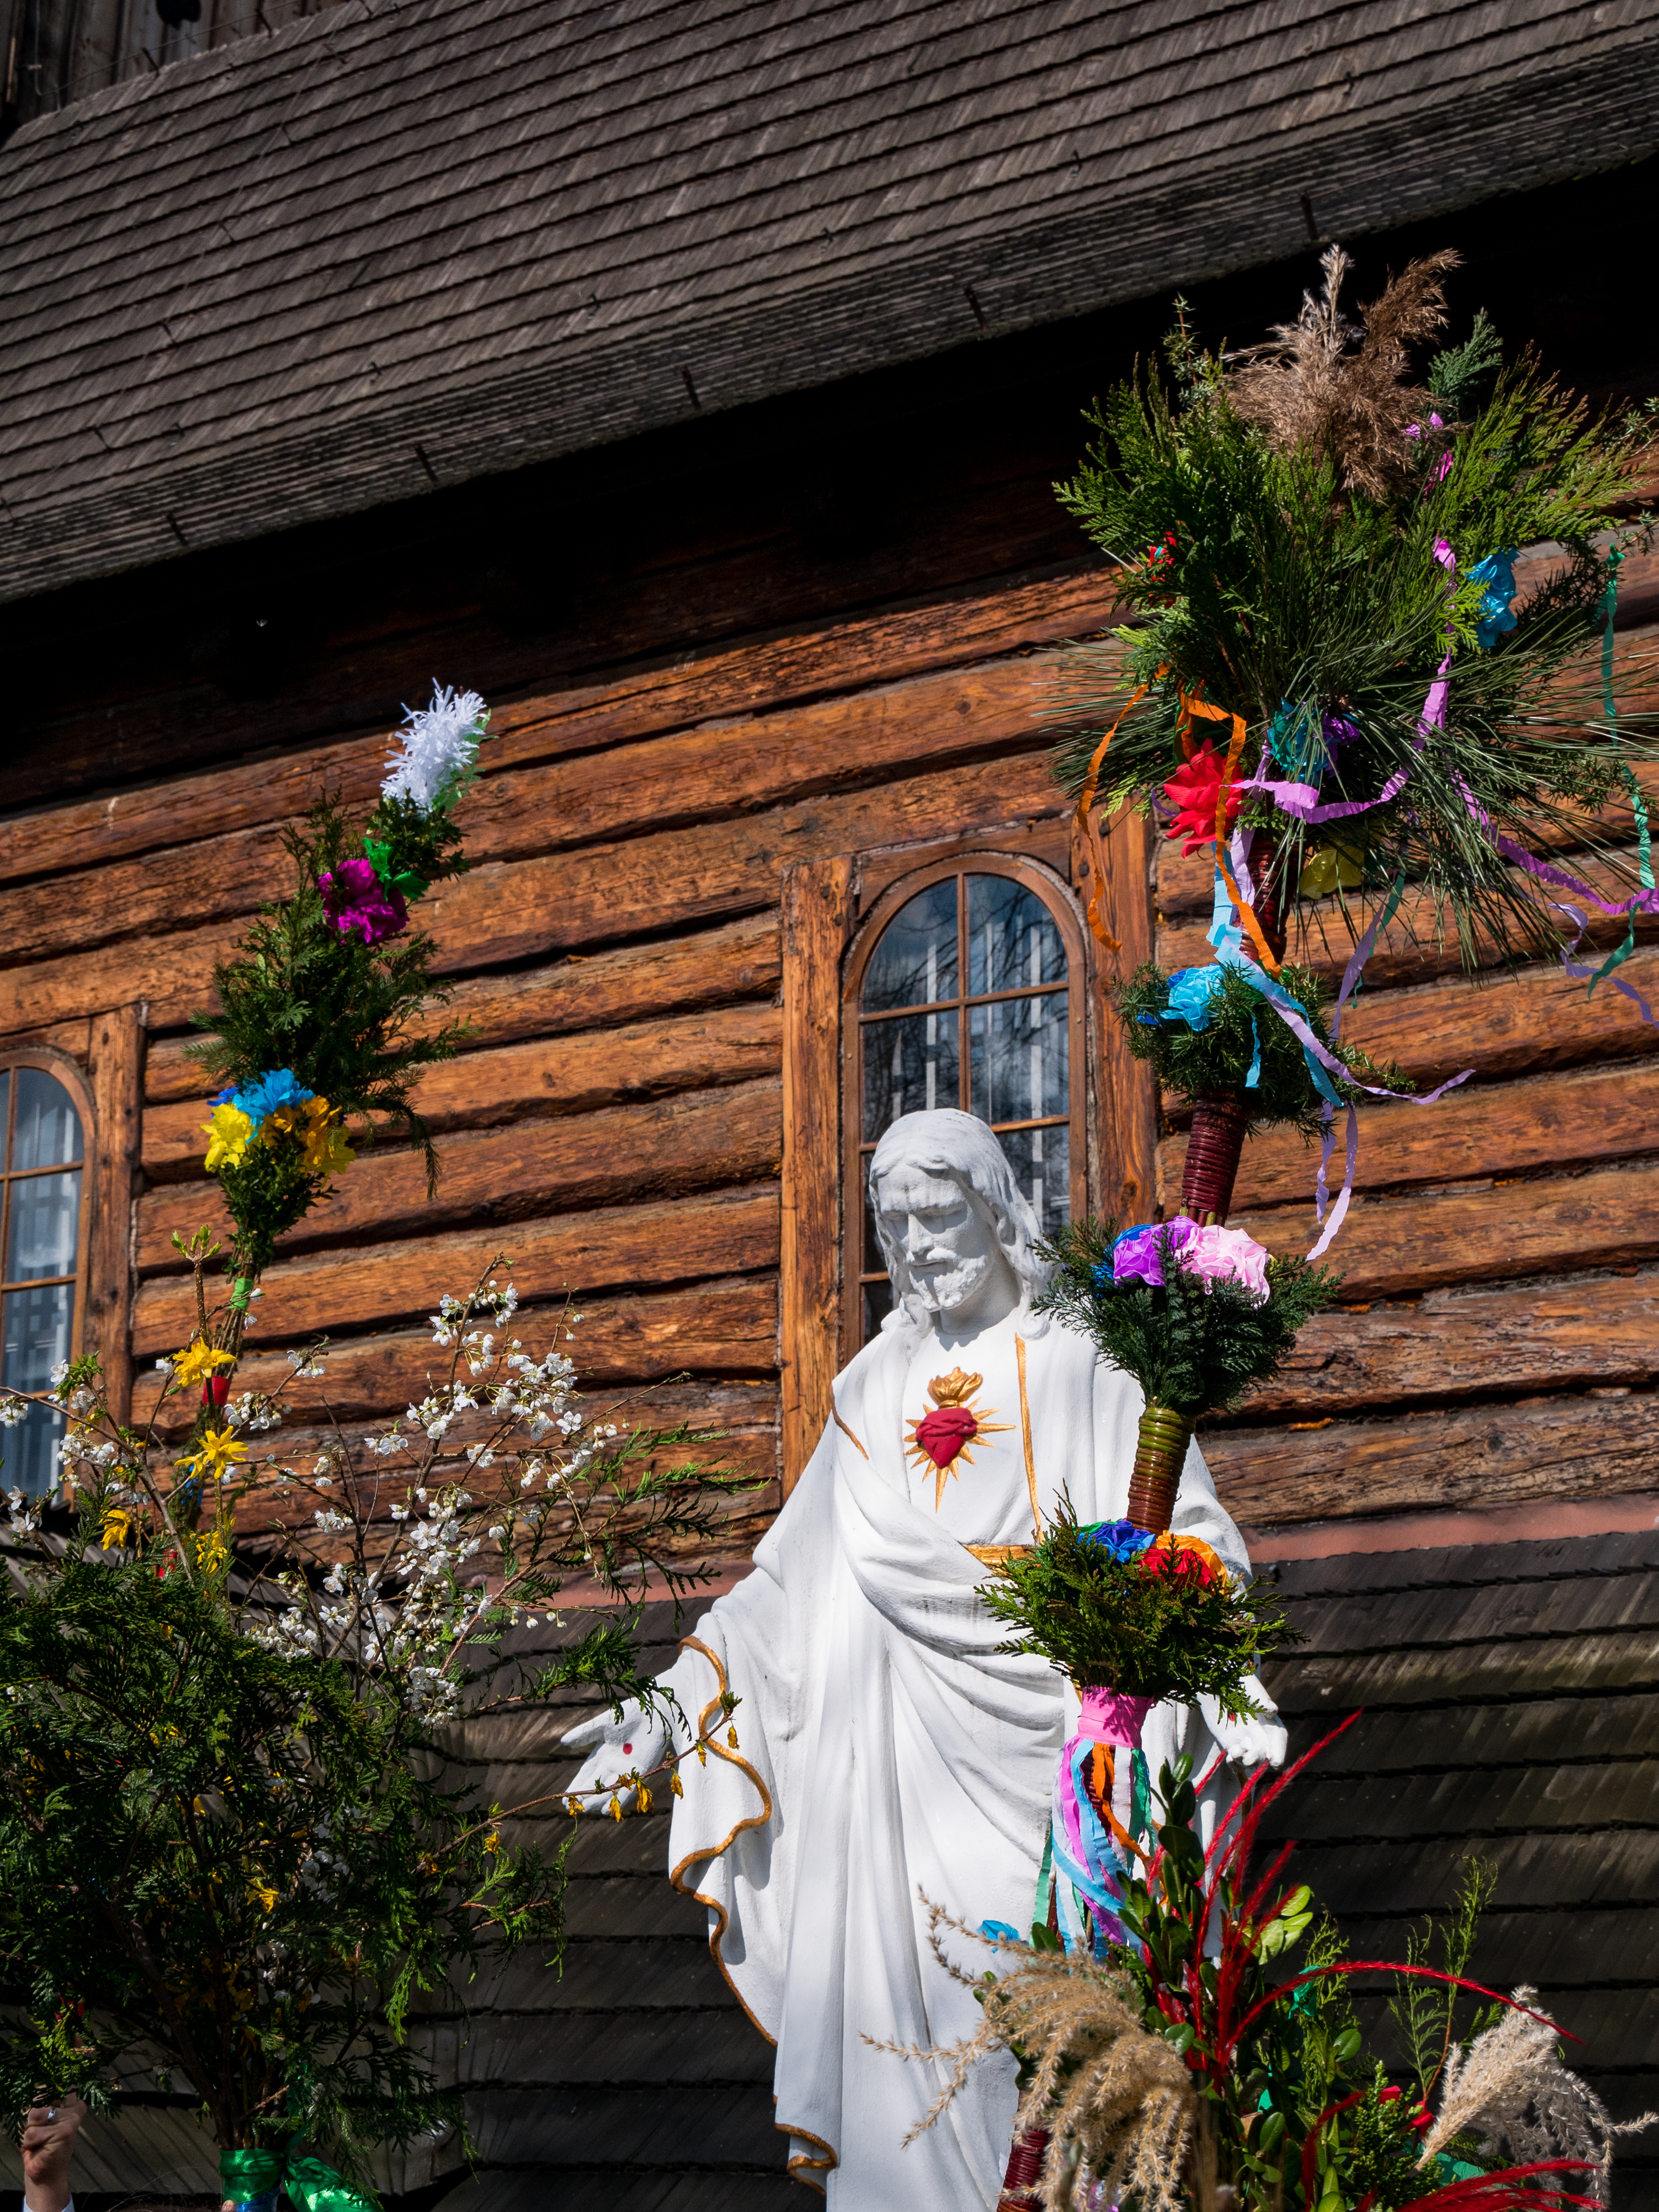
(233, 1067, 317, 1130)
(1163, 966, 1227, 1032)
(1470, 549, 1519, 650)
(980, 1919, 1022, 1944)
(1079, 1518, 1156, 1564)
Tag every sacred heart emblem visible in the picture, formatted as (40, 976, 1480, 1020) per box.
(905, 1368, 1013, 1509)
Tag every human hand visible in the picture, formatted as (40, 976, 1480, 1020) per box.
(561, 1702, 669, 1810)
(1199, 1687, 1288, 1770)
(22, 2092, 87, 2212)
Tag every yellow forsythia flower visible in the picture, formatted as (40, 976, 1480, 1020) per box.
(172, 1341, 236, 1390)
(100, 1508, 131, 1549)
(670, 1772, 683, 1799)
(249, 1880, 279, 1913)
(300, 1097, 355, 1177)
(636, 1784, 652, 1815)
(726, 1727, 740, 1750)
(483, 1830, 501, 1855)
(196, 1526, 230, 1572)
(201, 1103, 253, 1173)
(608, 1796, 623, 1822)
(177, 1426, 248, 1484)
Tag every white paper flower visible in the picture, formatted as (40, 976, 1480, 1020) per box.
(381, 683, 490, 812)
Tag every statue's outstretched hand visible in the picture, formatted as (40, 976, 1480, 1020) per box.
(561, 1702, 669, 1811)
(1199, 1685, 1288, 1770)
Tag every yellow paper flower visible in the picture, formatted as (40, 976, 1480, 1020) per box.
(177, 1426, 248, 1485)
(172, 1341, 236, 1390)
(201, 1103, 253, 1173)
(300, 1096, 355, 1178)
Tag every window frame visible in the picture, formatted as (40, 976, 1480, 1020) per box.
(0, 1049, 95, 1491)
(839, 852, 1088, 1355)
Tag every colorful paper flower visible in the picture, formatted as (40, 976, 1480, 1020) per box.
(235, 1069, 316, 1129)
(1079, 1518, 1156, 1563)
(1163, 740, 1241, 855)
(381, 683, 490, 813)
(1182, 1224, 1272, 1302)
(202, 1103, 253, 1173)
(1470, 548, 1519, 650)
(172, 1342, 235, 1391)
(1110, 1216, 1200, 1289)
(320, 857, 408, 947)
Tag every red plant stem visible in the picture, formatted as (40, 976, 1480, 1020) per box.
(1224, 1967, 1572, 2072)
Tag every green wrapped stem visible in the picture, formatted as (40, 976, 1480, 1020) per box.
(1126, 1401, 1192, 1534)
(219, 2148, 378, 2212)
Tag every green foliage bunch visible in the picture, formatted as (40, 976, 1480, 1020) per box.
(977, 1498, 1298, 1711)
(0, 1261, 757, 2174)
(1050, 249, 1659, 974)
(192, 796, 469, 1279)
(1036, 1219, 1341, 1419)
(1115, 958, 1412, 1135)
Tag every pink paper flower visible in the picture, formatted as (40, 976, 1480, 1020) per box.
(321, 858, 408, 947)
(1182, 1224, 1271, 1303)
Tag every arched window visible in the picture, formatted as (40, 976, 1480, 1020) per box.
(0, 1062, 88, 1495)
(844, 858, 1086, 1347)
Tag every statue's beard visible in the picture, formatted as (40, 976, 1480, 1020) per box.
(911, 1251, 992, 1315)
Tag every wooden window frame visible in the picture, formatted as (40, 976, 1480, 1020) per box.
(839, 852, 1088, 1356)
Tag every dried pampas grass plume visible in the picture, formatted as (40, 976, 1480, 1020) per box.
(1227, 243, 1459, 499)
(1421, 1985, 1657, 2204)
(865, 1894, 1195, 2210)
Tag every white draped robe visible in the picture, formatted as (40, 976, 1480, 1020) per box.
(652, 1311, 1257, 2205)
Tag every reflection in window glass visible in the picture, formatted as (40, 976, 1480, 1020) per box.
(861, 1009, 960, 1141)
(861, 880, 959, 1012)
(993, 1124, 1072, 1241)
(1, 1067, 83, 1496)
(967, 874, 1066, 997)
(13, 1067, 82, 1172)
(969, 993, 1068, 1127)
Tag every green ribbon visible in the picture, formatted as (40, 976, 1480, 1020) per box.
(230, 1278, 253, 1313)
(1584, 550, 1648, 996)
(363, 836, 429, 902)
(220, 2146, 378, 2212)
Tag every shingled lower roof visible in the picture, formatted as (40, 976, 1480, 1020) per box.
(1, 0, 1656, 605)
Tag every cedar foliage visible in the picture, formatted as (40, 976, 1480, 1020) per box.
(979, 1498, 1299, 1706)
(1035, 1221, 1341, 1418)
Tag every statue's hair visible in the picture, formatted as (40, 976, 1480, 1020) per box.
(867, 1109, 1055, 1342)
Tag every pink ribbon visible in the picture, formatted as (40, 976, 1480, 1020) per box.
(1078, 1687, 1155, 1748)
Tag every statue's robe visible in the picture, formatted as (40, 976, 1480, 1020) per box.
(656, 1310, 1255, 2206)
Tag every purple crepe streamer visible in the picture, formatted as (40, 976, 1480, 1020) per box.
(1555, 905, 1659, 1024)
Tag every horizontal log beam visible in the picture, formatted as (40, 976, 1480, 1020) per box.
(139, 1080, 783, 1269)
(1229, 1158, 1659, 1301)
(1158, 1060, 1659, 1213)
(130, 1183, 781, 1354)
(143, 1004, 784, 1180)
(0, 650, 1064, 967)
(1227, 1269, 1659, 1421)
(2, 752, 1062, 1033)
(0, 570, 1120, 886)
(1210, 1384, 1659, 1529)
(142, 913, 780, 1100)
(132, 1275, 779, 1434)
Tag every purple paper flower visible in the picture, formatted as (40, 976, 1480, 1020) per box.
(321, 857, 408, 947)
(1110, 1215, 1199, 1289)
(1079, 1518, 1156, 1564)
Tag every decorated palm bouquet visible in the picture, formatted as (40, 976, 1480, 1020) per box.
(1057, 247, 1658, 1240)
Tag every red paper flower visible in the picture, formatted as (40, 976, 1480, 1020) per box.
(912, 1405, 979, 1470)
(1163, 740, 1241, 855)
(201, 1374, 230, 1410)
(1144, 1532, 1223, 1586)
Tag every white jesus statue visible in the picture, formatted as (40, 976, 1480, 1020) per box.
(565, 1107, 1284, 2205)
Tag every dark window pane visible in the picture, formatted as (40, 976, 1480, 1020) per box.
(862, 1187, 886, 1277)
(967, 875, 1066, 997)
(862, 1277, 894, 1344)
(6, 1169, 81, 1283)
(3, 1281, 72, 1495)
(970, 992, 1069, 1125)
(12, 1068, 82, 1171)
(995, 1123, 1071, 1240)
(862, 1009, 960, 1141)
(862, 880, 959, 1012)
(0, 1070, 9, 1162)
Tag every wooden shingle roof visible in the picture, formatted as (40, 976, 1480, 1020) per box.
(0, 0, 1656, 605)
